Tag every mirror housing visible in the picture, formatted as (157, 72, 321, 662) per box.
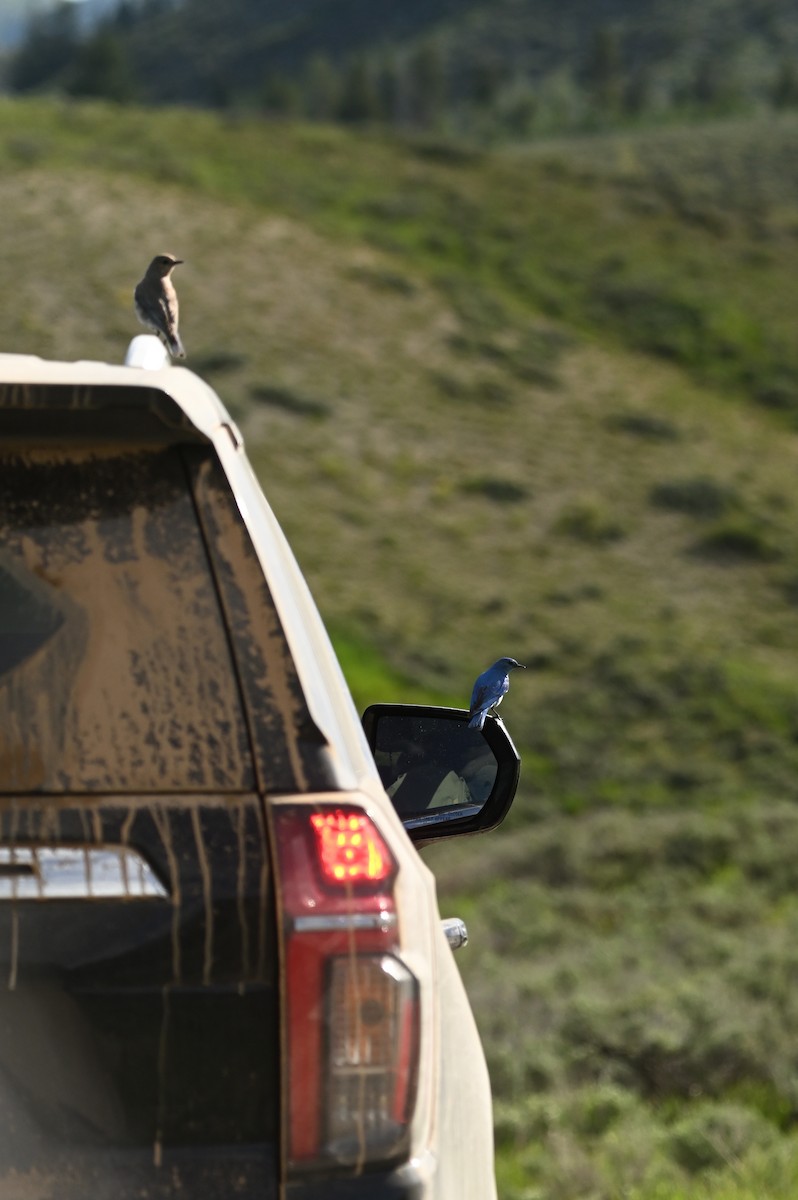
(362, 704, 520, 845)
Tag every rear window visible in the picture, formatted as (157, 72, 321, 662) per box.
(0, 445, 254, 793)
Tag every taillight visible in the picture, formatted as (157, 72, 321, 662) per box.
(309, 810, 394, 886)
(326, 955, 418, 1156)
(271, 804, 419, 1175)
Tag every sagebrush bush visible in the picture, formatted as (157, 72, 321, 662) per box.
(460, 476, 529, 503)
(667, 1103, 778, 1175)
(554, 498, 626, 543)
(694, 517, 783, 562)
(649, 476, 738, 518)
(605, 410, 682, 440)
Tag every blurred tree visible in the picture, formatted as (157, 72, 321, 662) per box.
(304, 53, 340, 121)
(536, 67, 585, 132)
(624, 66, 653, 116)
(260, 71, 300, 116)
(139, 0, 175, 15)
(9, 2, 79, 93)
(206, 71, 233, 108)
(10, 0, 798, 137)
(691, 51, 742, 113)
(112, 2, 138, 31)
(497, 81, 538, 137)
(405, 41, 446, 129)
(67, 30, 137, 103)
(585, 26, 624, 114)
(337, 56, 380, 123)
(470, 51, 503, 107)
(772, 57, 798, 108)
(376, 55, 401, 125)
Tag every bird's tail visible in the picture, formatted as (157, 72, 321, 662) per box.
(468, 710, 486, 730)
(168, 332, 186, 359)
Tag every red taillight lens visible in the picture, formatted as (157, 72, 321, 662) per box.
(309, 810, 394, 886)
(271, 804, 419, 1175)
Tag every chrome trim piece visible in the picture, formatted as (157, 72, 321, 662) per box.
(292, 912, 397, 934)
(0, 846, 167, 900)
(441, 916, 469, 951)
(402, 802, 482, 831)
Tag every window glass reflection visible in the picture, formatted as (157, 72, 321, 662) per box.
(371, 715, 498, 818)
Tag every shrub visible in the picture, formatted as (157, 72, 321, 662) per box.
(554, 498, 625, 543)
(460, 476, 529, 503)
(649, 476, 738, 518)
(694, 517, 783, 563)
(588, 276, 709, 365)
(668, 1103, 778, 1175)
(249, 383, 330, 418)
(752, 366, 798, 419)
(564, 1084, 635, 1138)
(188, 349, 247, 374)
(606, 411, 682, 440)
(430, 370, 512, 405)
(780, 572, 798, 606)
(347, 264, 417, 294)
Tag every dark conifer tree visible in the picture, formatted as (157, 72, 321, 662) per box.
(67, 30, 136, 103)
(9, 2, 79, 93)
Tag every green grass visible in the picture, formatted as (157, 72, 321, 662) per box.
(328, 626, 453, 708)
(2, 96, 798, 1197)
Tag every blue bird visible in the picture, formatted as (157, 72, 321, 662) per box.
(468, 657, 526, 730)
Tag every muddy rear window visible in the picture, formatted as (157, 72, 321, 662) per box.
(0, 445, 255, 793)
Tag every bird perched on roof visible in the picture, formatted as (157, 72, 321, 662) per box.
(134, 253, 186, 358)
(468, 657, 526, 730)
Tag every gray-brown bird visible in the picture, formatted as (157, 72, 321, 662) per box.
(134, 253, 186, 358)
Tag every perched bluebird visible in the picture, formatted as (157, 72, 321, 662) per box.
(468, 657, 526, 730)
(134, 253, 186, 358)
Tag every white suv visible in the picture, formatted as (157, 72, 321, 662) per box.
(0, 341, 520, 1200)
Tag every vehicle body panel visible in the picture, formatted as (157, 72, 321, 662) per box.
(0, 351, 498, 1200)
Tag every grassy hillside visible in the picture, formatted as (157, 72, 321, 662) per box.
(1, 97, 798, 1197)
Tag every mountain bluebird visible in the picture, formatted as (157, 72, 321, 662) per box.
(134, 253, 186, 358)
(468, 657, 526, 729)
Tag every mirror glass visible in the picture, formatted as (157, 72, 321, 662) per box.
(369, 712, 499, 825)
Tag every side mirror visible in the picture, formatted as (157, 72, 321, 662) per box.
(362, 704, 520, 844)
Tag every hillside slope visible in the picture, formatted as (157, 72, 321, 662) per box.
(1, 99, 798, 1197)
(3, 98, 798, 815)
